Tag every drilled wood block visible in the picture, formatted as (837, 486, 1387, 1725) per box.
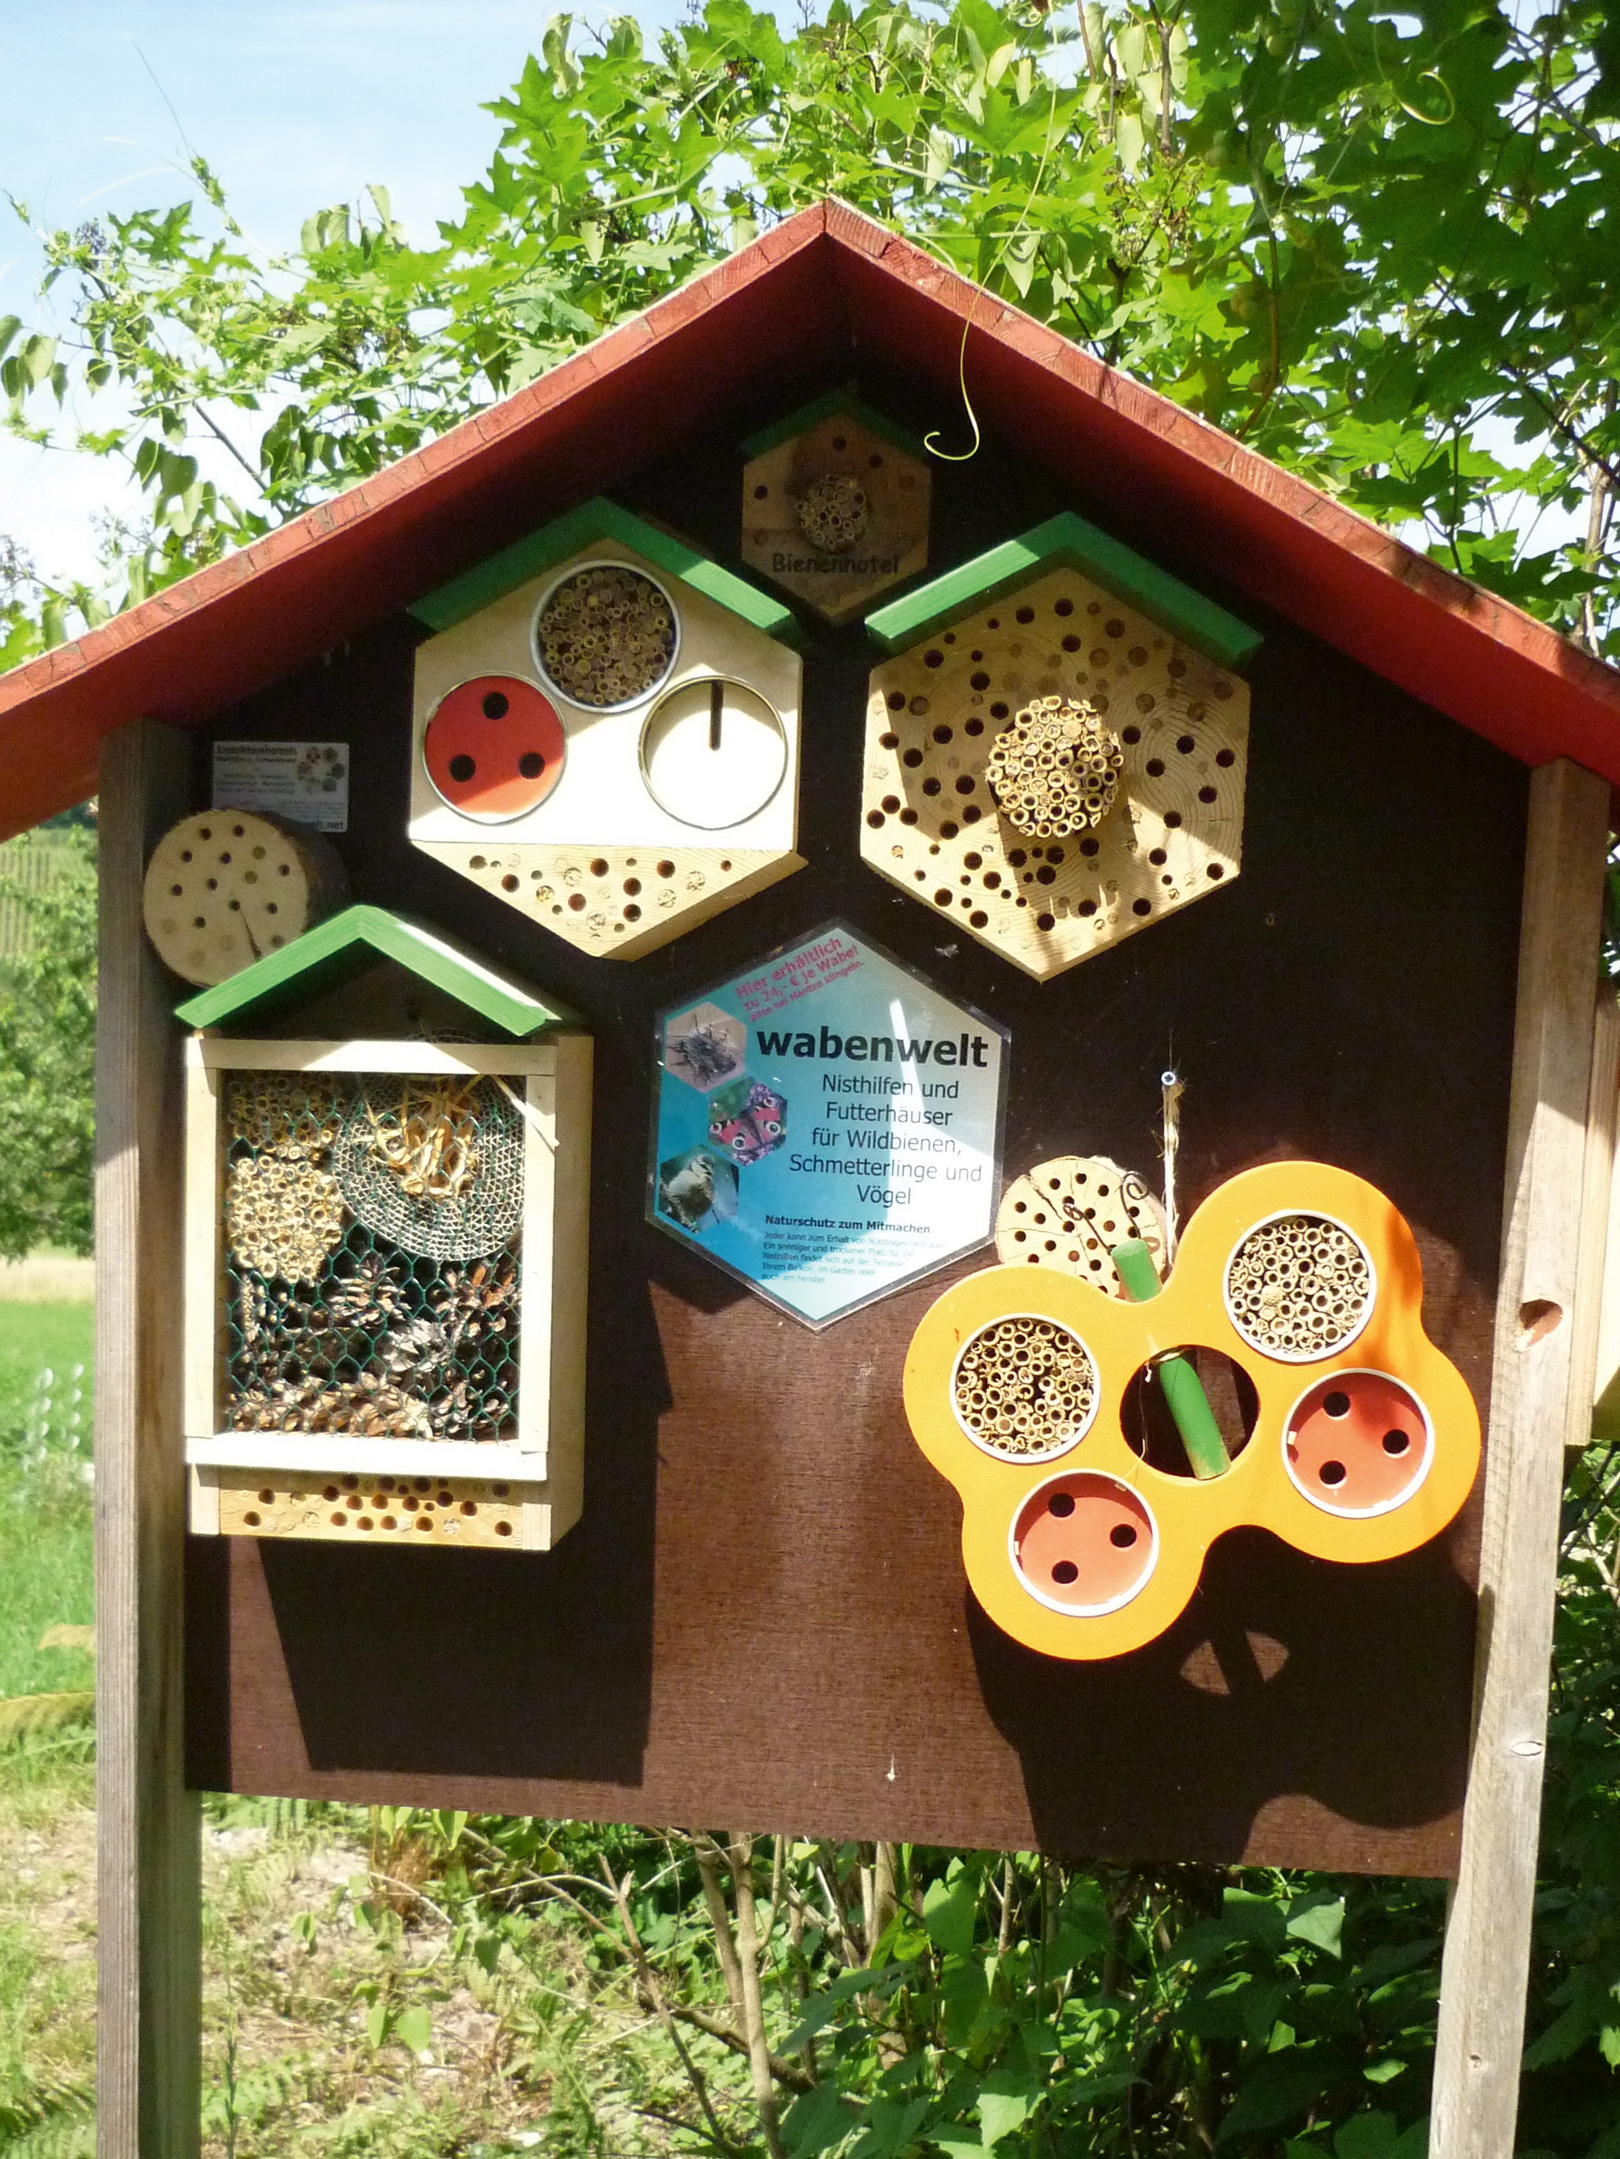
(862, 568, 1249, 979)
(142, 809, 346, 987)
(741, 405, 930, 622)
(214, 1469, 530, 1547)
(413, 841, 802, 961)
(995, 1155, 1169, 1293)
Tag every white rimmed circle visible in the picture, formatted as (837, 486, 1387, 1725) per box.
(950, 1313, 1099, 1463)
(1223, 1208, 1377, 1364)
(530, 557, 681, 713)
(1008, 1470, 1160, 1617)
(639, 678, 788, 829)
(1281, 1366, 1435, 1519)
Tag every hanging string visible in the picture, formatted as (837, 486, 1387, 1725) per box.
(1160, 1066, 1184, 1267)
(924, 65, 1061, 465)
(924, 303, 984, 464)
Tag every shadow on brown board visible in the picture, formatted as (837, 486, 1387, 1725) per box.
(189, 1263, 670, 1790)
(968, 1524, 1477, 1869)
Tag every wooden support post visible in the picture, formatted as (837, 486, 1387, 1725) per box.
(96, 721, 200, 2159)
(1431, 759, 1613, 2159)
(1568, 992, 1619, 1451)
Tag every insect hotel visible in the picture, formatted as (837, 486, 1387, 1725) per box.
(176, 906, 590, 1550)
(3, 204, 1619, 2159)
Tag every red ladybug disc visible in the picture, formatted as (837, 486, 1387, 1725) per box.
(424, 675, 565, 822)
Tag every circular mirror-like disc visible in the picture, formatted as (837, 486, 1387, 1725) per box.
(423, 675, 565, 823)
(640, 679, 788, 830)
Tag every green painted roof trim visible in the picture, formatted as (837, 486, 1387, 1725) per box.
(409, 496, 802, 644)
(740, 391, 927, 463)
(175, 904, 576, 1038)
(863, 512, 1263, 670)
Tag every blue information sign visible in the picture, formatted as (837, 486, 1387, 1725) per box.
(650, 923, 1008, 1327)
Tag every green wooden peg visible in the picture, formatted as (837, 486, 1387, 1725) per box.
(1111, 1237, 1233, 1481)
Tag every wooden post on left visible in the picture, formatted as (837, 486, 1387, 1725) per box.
(96, 720, 201, 2159)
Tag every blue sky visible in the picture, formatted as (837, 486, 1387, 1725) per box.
(0, 1, 701, 584)
(0, 3, 1572, 589)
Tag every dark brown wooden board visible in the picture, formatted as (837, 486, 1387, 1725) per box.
(181, 365, 1525, 1875)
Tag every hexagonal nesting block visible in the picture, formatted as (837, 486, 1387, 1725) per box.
(408, 501, 805, 959)
(862, 565, 1251, 979)
(741, 396, 930, 622)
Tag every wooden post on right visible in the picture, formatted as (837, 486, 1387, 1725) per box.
(1431, 757, 1615, 2156)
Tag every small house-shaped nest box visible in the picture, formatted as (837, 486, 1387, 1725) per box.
(178, 906, 591, 1551)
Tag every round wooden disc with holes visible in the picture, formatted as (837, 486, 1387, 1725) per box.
(994, 1155, 1169, 1296)
(142, 810, 346, 987)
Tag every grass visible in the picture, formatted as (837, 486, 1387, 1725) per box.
(0, 1299, 97, 2154)
(0, 1303, 94, 1702)
(0, 1299, 695, 2157)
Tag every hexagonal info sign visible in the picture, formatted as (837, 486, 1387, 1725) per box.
(651, 924, 1008, 1327)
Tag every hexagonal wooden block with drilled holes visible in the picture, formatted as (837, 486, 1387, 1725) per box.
(407, 500, 806, 959)
(862, 567, 1251, 980)
(741, 396, 931, 623)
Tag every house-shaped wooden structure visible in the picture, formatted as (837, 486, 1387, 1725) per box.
(174, 905, 592, 1551)
(7, 202, 1619, 2158)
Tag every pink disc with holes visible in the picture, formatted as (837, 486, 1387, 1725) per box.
(1284, 1370, 1432, 1516)
(423, 675, 565, 822)
(1012, 1472, 1157, 1614)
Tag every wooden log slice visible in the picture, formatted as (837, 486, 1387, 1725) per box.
(995, 1154, 1169, 1296)
(142, 810, 347, 987)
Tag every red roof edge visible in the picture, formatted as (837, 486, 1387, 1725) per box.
(819, 202, 1620, 782)
(0, 196, 1617, 840)
(0, 203, 844, 836)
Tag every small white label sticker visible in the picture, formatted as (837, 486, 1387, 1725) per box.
(212, 741, 350, 832)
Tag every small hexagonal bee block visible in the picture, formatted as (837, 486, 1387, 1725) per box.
(741, 395, 930, 623)
(407, 499, 806, 960)
(861, 516, 1261, 981)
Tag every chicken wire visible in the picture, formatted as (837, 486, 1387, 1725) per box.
(221, 1072, 523, 1442)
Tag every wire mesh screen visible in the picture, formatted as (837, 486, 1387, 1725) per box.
(222, 1071, 524, 1441)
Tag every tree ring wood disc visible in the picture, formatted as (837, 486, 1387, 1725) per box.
(142, 810, 346, 987)
(995, 1154, 1168, 1296)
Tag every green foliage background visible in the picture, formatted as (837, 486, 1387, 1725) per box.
(0, 1, 1618, 2148)
(0, 0, 1616, 658)
(0, 833, 95, 1259)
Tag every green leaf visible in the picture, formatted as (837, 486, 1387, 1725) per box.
(976, 2068, 1041, 2146)
(394, 2005, 432, 2054)
(21, 335, 56, 388)
(1333, 2114, 1399, 2159)
(1217, 2051, 1335, 2143)
(782, 2081, 852, 2159)
(924, 1870, 978, 1958)
(365, 2001, 389, 2049)
(1222, 1886, 1288, 1953)
(780, 1964, 904, 2056)
(1286, 1894, 1345, 1957)
(543, 12, 582, 94)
